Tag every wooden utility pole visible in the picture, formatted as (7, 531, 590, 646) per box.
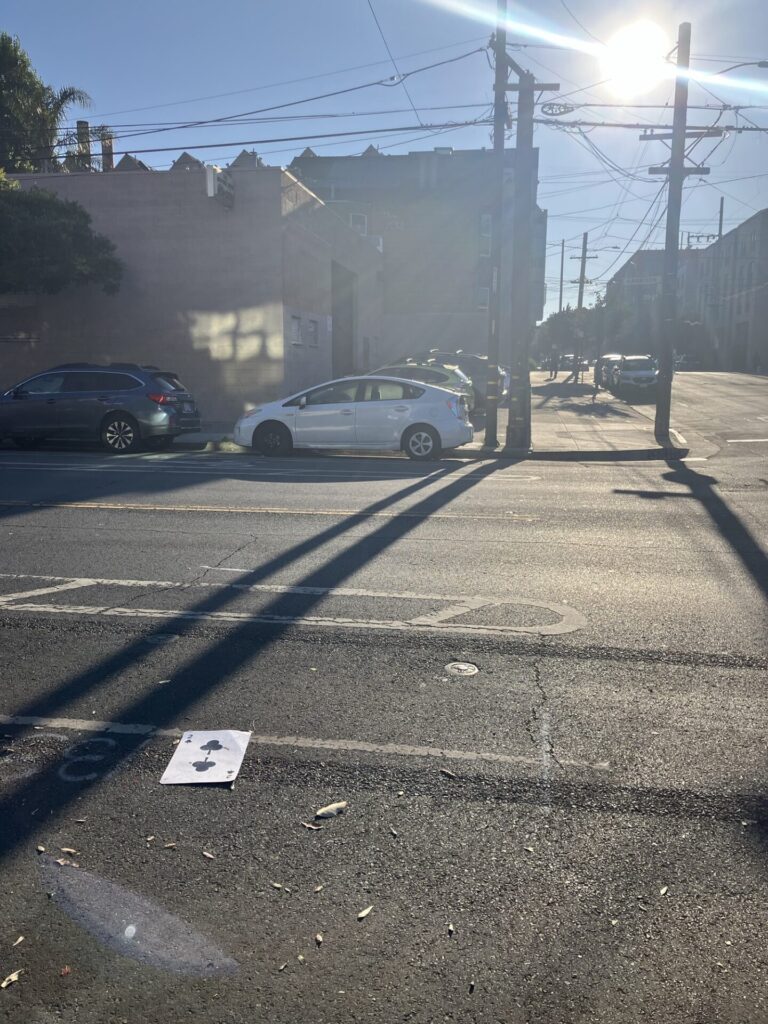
(651, 22, 693, 447)
(483, 0, 558, 451)
(482, 0, 509, 450)
(576, 231, 588, 310)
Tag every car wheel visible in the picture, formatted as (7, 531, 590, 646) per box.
(101, 414, 141, 454)
(403, 425, 441, 461)
(254, 421, 293, 457)
(11, 436, 43, 450)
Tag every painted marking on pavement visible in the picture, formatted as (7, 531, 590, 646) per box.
(0, 714, 609, 771)
(0, 499, 537, 522)
(669, 429, 688, 446)
(726, 438, 768, 444)
(0, 572, 586, 636)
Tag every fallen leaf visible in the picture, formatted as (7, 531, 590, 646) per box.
(659, 885, 668, 896)
(389, 826, 398, 837)
(315, 933, 323, 946)
(313, 885, 324, 893)
(397, 790, 404, 797)
(163, 842, 176, 849)
(523, 846, 534, 854)
(301, 822, 322, 831)
(55, 858, 72, 866)
(1, 970, 22, 989)
(36, 845, 45, 853)
(440, 768, 457, 779)
(12, 937, 24, 947)
(309, 667, 318, 672)
(448, 923, 455, 937)
(146, 835, 155, 843)
(357, 905, 373, 920)
(60, 848, 78, 855)
(610, 919, 619, 926)
(271, 882, 283, 890)
(297, 955, 305, 964)
(59, 966, 71, 977)
(315, 801, 348, 819)
(278, 962, 288, 972)
(202, 851, 215, 860)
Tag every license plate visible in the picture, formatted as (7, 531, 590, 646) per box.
(182, 402, 194, 413)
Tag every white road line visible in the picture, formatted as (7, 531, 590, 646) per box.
(0, 572, 586, 636)
(0, 713, 609, 771)
(726, 438, 768, 444)
(669, 429, 688, 446)
(0, 499, 538, 522)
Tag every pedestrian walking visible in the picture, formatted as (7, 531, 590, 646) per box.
(549, 351, 560, 380)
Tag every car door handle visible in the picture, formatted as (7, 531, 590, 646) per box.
(340, 409, 354, 416)
(394, 406, 408, 412)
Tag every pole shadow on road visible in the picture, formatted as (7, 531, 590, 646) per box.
(0, 456, 513, 861)
(614, 459, 768, 606)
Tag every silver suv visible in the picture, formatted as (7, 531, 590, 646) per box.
(0, 363, 201, 453)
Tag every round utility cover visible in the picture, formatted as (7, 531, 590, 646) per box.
(444, 661, 479, 676)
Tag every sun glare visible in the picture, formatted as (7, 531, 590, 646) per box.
(600, 20, 671, 97)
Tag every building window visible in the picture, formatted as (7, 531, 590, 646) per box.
(476, 286, 490, 310)
(479, 213, 492, 257)
(349, 213, 368, 236)
(290, 315, 302, 345)
(304, 319, 319, 347)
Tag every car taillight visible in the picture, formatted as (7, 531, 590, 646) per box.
(446, 398, 460, 418)
(147, 392, 174, 404)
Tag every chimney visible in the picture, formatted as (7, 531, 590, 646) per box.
(101, 133, 114, 172)
(76, 120, 91, 171)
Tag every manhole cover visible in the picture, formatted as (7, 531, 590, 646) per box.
(444, 662, 479, 677)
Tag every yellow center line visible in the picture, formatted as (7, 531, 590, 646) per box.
(0, 499, 536, 522)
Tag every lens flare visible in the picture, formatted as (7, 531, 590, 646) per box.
(600, 21, 671, 97)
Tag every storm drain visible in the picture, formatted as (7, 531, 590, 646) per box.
(444, 662, 479, 677)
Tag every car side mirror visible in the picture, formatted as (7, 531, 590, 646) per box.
(298, 395, 307, 409)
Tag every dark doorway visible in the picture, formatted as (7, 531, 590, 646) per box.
(331, 261, 356, 377)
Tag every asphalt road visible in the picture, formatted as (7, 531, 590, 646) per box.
(1, 373, 766, 1023)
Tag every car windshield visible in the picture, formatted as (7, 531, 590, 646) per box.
(623, 358, 655, 371)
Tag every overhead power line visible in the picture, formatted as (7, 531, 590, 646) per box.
(366, 0, 423, 125)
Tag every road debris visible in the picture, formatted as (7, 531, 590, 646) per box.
(270, 881, 283, 890)
(36, 845, 45, 854)
(315, 801, 348, 819)
(160, 730, 252, 785)
(389, 826, 398, 837)
(397, 790, 404, 797)
(439, 768, 457, 779)
(357, 905, 373, 920)
(445, 662, 479, 677)
(202, 851, 215, 860)
(301, 822, 323, 831)
(659, 886, 669, 896)
(163, 842, 176, 849)
(448, 923, 455, 938)
(315, 933, 323, 946)
(278, 962, 288, 972)
(523, 846, 534, 853)
(313, 885, 324, 893)
(1, 971, 22, 989)
(297, 955, 305, 964)
(12, 937, 24, 947)
(60, 848, 78, 855)
(59, 966, 71, 977)
(468, 980, 475, 994)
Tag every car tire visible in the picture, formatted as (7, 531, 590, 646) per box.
(101, 413, 141, 454)
(403, 425, 441, 461)
(254, 421, 293, 457)
(11, 436, 43, 450)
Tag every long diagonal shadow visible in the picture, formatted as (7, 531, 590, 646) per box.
(0, 458, 505, 861)
(615, 460, 768, 605)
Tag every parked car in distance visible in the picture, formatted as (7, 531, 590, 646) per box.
(594, 353, 624, 388)
(611, 355, 658, 392)
(372, 362, 476, 411)
(0, 363, 201, 453)
(233, 375, 473, 460)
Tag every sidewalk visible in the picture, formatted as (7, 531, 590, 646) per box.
(174, 372, 708, 459)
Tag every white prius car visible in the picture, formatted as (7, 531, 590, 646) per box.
(233, 375, 474, 460)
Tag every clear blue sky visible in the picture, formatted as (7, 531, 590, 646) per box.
(5, 0, 768, 316)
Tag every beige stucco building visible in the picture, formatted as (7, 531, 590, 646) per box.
(1, 155, 383, 424)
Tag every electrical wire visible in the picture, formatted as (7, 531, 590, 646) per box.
(366, 0, 423, 125)
(557, 0, 602, 43)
